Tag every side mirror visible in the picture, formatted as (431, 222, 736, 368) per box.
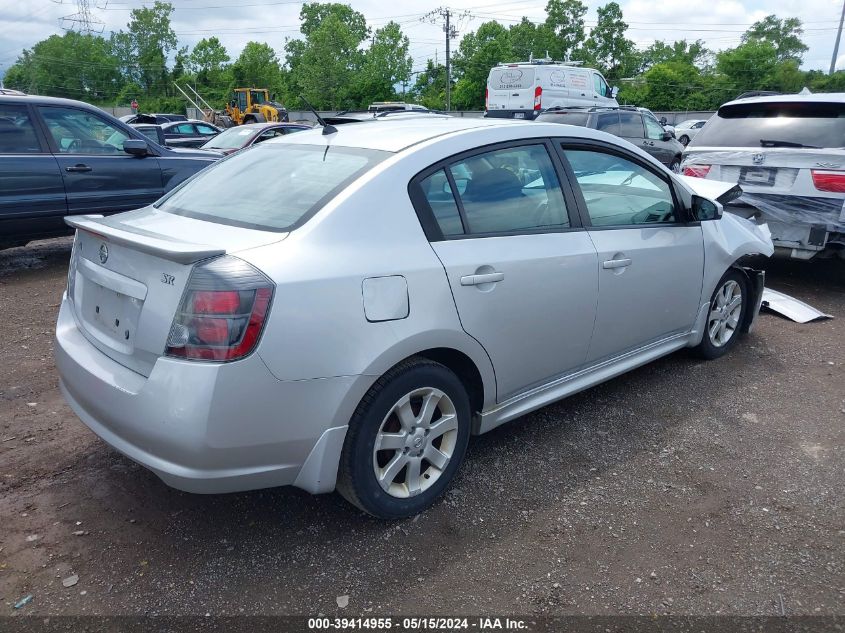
(661, 131, 672, 142)
(691, 195, 722, 221)
(659, 117, 667, 126)
(610, 86, 619, 99)
(123, 139, 149, 157)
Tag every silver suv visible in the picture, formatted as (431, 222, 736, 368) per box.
(682, 93, 845, 260)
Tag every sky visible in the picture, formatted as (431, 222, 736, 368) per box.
(0, 0, 843, 83)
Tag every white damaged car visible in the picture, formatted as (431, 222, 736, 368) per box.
(56, 116, 773, 518)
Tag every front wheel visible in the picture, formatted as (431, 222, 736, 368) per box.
(670, 157, 681, 173)
(693, 270, 747, 360)
(336, 358, 471, 519)
(679, 135, 690, 146)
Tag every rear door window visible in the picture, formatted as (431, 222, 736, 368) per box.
(619, 113, 645, 138)
(0, 104, 42, 153)
(419, 169, 464, 236)
(693, 101, 845, 148)
(447, 144, 571, 235)
(489, 67, 535, 90)
(595, 112, 620, 135)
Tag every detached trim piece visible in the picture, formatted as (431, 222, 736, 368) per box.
(761, 288, 833, 323)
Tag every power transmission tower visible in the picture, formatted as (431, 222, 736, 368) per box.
(55, 0, 107, 35)
(832, 0, 845, 74)
(422, 7, 470, 111)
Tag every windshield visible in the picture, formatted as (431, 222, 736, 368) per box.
(157, 143, 390, 231)
(202, 126, 257, 149)
(691, 101, 845, 149)
(535, 111, 589, 126)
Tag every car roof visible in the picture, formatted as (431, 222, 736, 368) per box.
(720, 93, 845, 107)
(271, 115, 616, 153)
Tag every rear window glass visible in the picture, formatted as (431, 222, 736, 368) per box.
(692, 101, 845, 149)
(488, 67, 535, 90)
(157, 144, 390, 231)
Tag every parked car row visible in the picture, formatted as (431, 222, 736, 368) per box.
(535, 105, 686, 171)
(0, 95, 220, 248)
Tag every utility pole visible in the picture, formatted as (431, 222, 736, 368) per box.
(422, 8, 469, 111)
(54, 0, 106, 34)
(831, 0, 845, 74)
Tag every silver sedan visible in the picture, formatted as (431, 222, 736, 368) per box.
(56, 116, 773, 518)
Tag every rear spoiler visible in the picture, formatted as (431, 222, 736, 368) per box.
(65, 215, 225, 264)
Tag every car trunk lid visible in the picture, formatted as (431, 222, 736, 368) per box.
(65, 208, 285, 377)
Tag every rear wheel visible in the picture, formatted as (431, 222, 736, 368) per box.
(670, 157, 681, 173)
(693, 269, 747, 360)
(336, 358, 471, 519)
(679, 135, 690, 146)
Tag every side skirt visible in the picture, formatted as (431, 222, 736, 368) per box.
(474, 332, 691, 435)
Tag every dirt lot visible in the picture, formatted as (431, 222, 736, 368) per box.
(0, 238, 843, 617)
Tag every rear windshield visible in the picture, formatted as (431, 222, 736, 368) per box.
(692, 101, 845, 149)
(489, 67, 535, 90)
(534, 111, 589, 126)
(203, 126, 258, 149)
(157, 143, 390, 231)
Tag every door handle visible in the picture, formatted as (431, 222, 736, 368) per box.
(602, 258, 632, 269)
(65, 164, 92, 173)
(461, 272, 504, 286)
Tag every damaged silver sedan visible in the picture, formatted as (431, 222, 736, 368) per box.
(57, 117, 774, 518)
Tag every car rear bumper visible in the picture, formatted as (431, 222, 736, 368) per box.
(55, 296, 365, 494)
(484, 110, 538, 120)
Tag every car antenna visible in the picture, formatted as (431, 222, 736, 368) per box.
(300, 96, 337, 136)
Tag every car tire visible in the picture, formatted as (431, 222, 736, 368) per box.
(679, 135, 690, 146)
(670, 157, 681, 173)
(336, 357, 471, 519)
(693, 269, 748, 360)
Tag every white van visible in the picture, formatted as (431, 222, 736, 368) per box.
(485, 60, 619, 120)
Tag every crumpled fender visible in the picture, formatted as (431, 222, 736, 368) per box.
(687, 212, 774, 347)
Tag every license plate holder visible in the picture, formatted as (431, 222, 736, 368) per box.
(739, 166, 776, 186)
(513, 112, 525, 119)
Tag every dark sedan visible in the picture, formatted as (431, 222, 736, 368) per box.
(159, 120, 222, 148)
(0, 95, 220, 248)
(198, 122, 311, 154)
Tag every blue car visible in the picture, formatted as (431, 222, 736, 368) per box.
(0, 95, 221, 248)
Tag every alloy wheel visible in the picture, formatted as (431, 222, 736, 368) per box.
(707, 280, 743, 347)
(372, 387, 458, 498)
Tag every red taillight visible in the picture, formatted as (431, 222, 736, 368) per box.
(485, 88, 489, 111)
(683, 165, 711, 178)
(533, 86, 542, 111)
(166, 256, 273, 362)
(811, 169, 845, 193)
(192, 290, 240, 314)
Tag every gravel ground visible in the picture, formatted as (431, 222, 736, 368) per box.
(0, 238, 843, 617)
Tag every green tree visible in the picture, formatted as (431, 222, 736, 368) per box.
(452, 21, 513, 109)
(583, 2, 636, 79)
(4, 32, 123, 100)
(716, 39, 779, 92)
(284, 2, 369, 109)
(410, 60, 447, 110)
(544, 0, 588, 60)
(190, 37, 230, 75)
(113, 1, 178, 95)
(231, 41, 283, 91)
(354, 21, 412, 104)
(742, 15, 808, 62)
(509, 17, 539, 61)
(642, 40, 710, 69)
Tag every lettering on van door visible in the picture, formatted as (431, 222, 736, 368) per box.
(549, 70, 566, 88)
(569, 73, 588, 89)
